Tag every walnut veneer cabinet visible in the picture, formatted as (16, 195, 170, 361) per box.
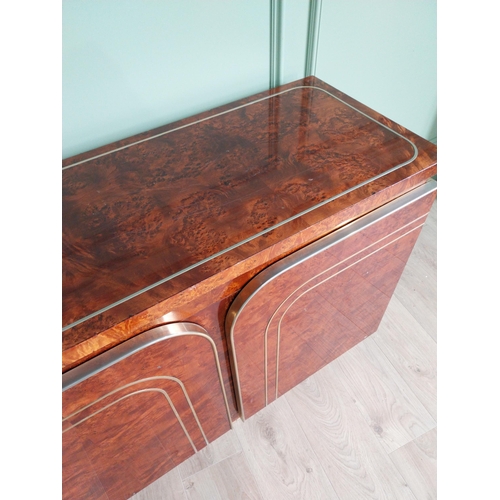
(62, 76, 437, 499)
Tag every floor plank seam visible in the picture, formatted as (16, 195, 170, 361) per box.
(282, 392, 343, 498)
(180, 447, 246, 482)
(386, 293, 437, 347)
(392, 293, 437, 343)
(217, 445, 268, 500)
(287, 366, 421, 500)
(131, 202, 437, 499)
(387, 424, 437, 456)
(334, 343, 436, 460)
(373, 334, 437, 425)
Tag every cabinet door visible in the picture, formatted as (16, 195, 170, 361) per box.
(62, 322, 232, 500)
(226, 181, 436, 420)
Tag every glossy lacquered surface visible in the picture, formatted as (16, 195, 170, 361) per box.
(226, 183, 436, 420)
(62, 76, 437, 350)
(62, 322, 232, 500)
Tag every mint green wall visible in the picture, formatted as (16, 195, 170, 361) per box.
(63, 0, 270, 159)
(315, 0, 437, 143)
(63, 1, 436, 158)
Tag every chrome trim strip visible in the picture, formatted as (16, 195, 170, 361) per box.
(62, 387, 198, 453)
(63, 322, 233, 431)
(226, 179, 436, 419)
(274, 222, 425, 398)
(63, 85, 421, 332)
(267, 214, 428, 402)
(63, 376, 209, 446)
(63, 322, 205, 390)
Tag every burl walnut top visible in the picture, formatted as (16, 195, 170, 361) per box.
(62, 76, 436, 350)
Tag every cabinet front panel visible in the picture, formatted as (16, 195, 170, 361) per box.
(226, 182, 436, 420)
(62, 323, 231, 500)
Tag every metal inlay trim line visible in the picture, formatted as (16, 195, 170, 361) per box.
(63, 375, 209, 446)
(62, 387, 198, 453)
(266, 214, 428, 404)
(63, 85, 420, 332)
(63, 322, 233, 432)
(274, 222, 425, 399)
(226, 179, 436, 420)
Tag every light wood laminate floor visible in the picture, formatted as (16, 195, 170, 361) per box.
(132, 201, 437, 500)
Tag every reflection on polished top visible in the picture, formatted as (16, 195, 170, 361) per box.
(62, 76, 435, 346)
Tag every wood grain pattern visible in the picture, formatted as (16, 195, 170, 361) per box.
(233, 397, 340, 500)
(330, 336, 435, 453)
(389, 427, 437, 500)
(182, 452, 264, 500)
(285, 366, 416, 499)
(373, 294, 437, 420)
(61, 166, 434, 373)
(62, 81, 413, 328)
(63, 391, 183, 500)
(129, 201, 437, 499)
(176, 428, 242, 479)
(62, 429, 110, 500)
(130, 468, 187, 500)
(394, 202, 437, 341)
(228, 188, 436, 419)
(62, 325, 231, 500)
(61, 75, 438, 498)
(62, 76, 437, 364)
(183, 298, 240, 421)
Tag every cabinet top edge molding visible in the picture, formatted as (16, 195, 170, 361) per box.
(62, 76, 437, 354)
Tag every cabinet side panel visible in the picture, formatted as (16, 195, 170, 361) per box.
(275, 227, 424, 398)
(228, 187, 436, 419)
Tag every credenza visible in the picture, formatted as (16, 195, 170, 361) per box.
(62, 76, 437, 499)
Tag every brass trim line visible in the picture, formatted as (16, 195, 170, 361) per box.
(274, 222, 425, 399)
(64, 85, 411, 169)
(63, 85, 421, 332)
(267, 213, 428, 403)
(62, 387, 198, 453)
(62, 322, 233, 432)
(226, 179, 436, 420)
(63, 376, 209, 446)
